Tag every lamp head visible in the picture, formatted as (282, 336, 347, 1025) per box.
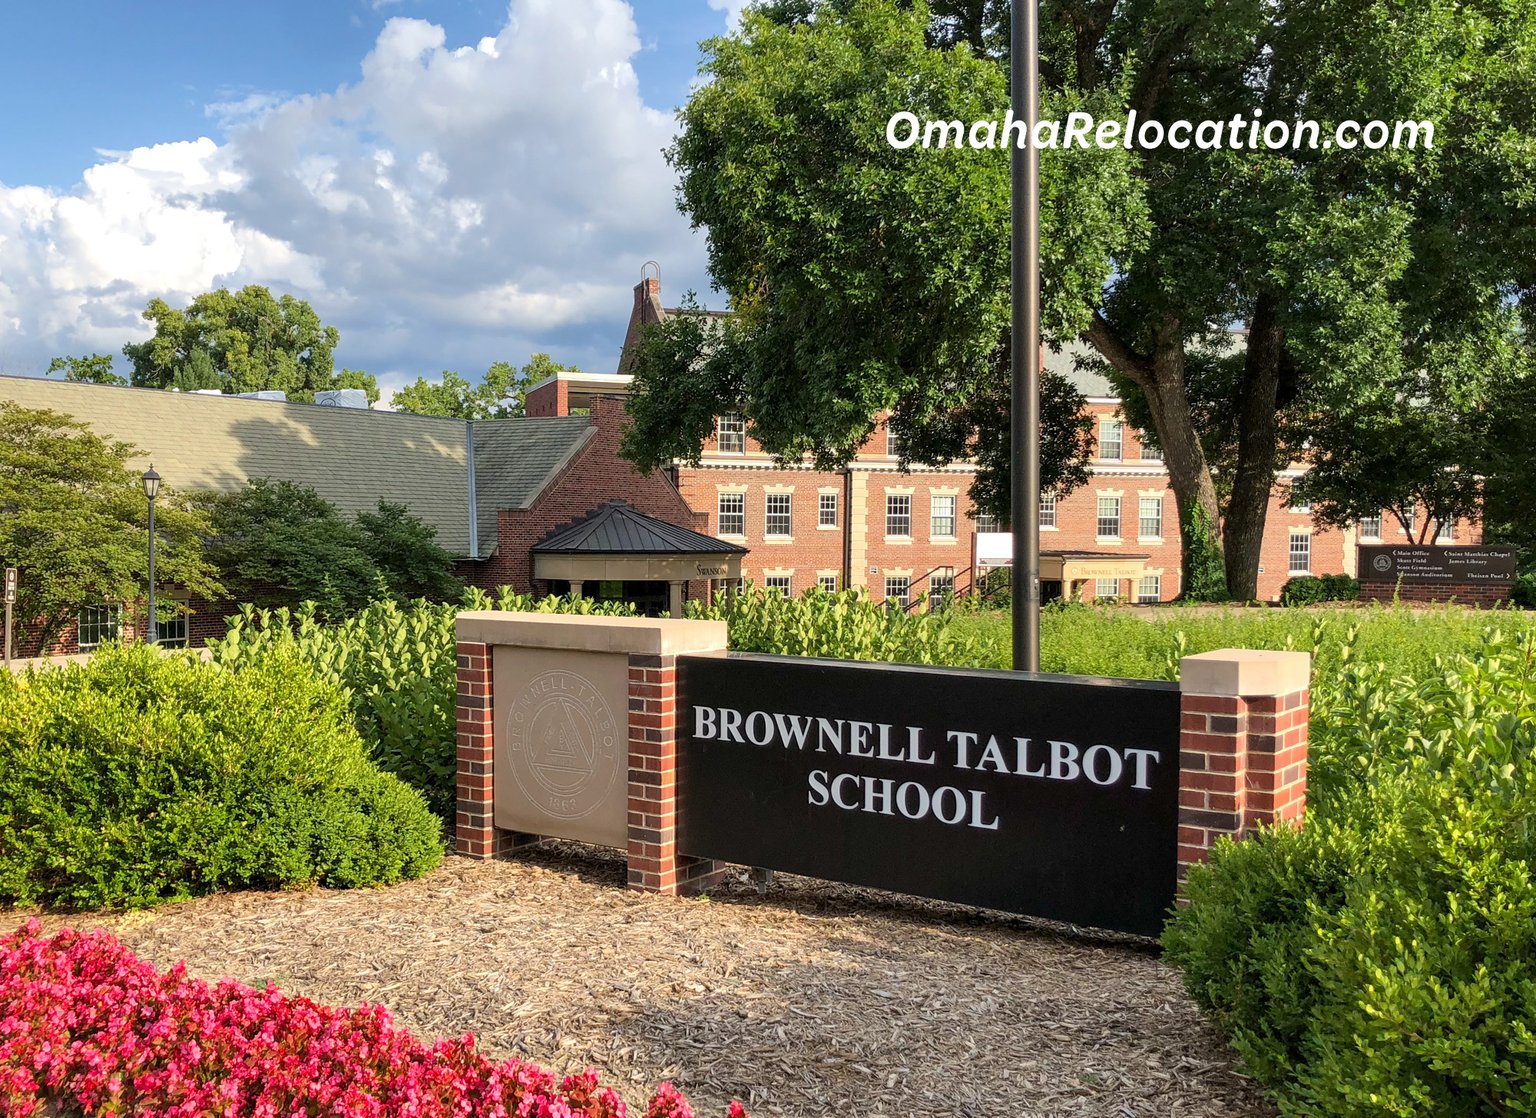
(142, 466, 161, 501)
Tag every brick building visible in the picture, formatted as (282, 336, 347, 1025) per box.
(1, 377, 740, 655)
(526, 271, 1478, 605)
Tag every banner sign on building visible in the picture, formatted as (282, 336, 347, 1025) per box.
(676, 654, 1180, 937)
(1359, 545, 1517, 584)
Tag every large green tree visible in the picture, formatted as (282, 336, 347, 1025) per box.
(642, 0, 1536, 600)
(121, 286, 380, 405)
(0, 403, 222, 650)
(621, 0, 1139, 517)
(392, 355, 576, 419)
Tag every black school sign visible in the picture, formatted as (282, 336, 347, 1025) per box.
(676, 654, 1180, 937)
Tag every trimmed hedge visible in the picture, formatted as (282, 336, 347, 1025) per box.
(1164, 629, 1536, 1116)
(0, 645, 443, 909)
(1279, 574, 1359, 606)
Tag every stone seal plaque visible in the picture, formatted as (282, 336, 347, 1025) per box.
(506, 669, 619, 822)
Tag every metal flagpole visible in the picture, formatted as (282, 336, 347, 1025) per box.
(1011, 0, 1042, 672)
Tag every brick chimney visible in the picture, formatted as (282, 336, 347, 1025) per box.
(621, 262, 667, 373)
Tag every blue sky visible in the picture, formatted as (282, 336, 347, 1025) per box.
(0, 0, 744, 396)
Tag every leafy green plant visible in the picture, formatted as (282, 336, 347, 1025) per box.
(1165, 631, 1536, 1117)
(0, 645, 442, 910)
(1279, 574, 1360, 606)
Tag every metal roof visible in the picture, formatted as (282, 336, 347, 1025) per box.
(535, 501, 748, 555)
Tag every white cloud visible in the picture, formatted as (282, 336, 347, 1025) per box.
(0, 0, 709, 381)
(707, 0, 752, 27)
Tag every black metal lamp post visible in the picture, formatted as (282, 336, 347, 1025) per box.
(1011, 0, 1042, 672)
(142, 466, 161, 645)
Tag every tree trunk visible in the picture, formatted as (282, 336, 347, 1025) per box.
(1084, 312, 1225, 600)
(1223, 295, 1286, 601)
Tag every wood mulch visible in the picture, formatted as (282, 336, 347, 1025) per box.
(26, 846, 1274, 1118)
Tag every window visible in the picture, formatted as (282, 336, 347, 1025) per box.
(1289, 531, 1311, 575)
(974, 513, 1001, 534)
(1096, 495, 1121, 538)
(1138, 495, 1163, 540)
(1094, 578, 1121, 601)
(1099, 419, 1124, 461)
(818, 492, 838, 528)
(718, 492, 745, 536)
(886, 426, 903, 459)
(1401, 500, 1417, 536)
(156, 605, 189, 649)
(764, 574, 792, 595)
(817, 573, 839, 593)
(765, 493, 792, 537)
(77, 603, 121, 650)
(1437, 518, 1456, 543)
(1139, 434, 1162, 463)
(1138, 575, 1162, 603)
(886, 494, 912, 538)
(717, 413, 746, 454)
(884, 575, 910, 605)
(930, 568, 956, 597)
(1039, 495, 1057, 529)
(930, 495, 957, 538)
(1287, 487, 1311, 513)
(1358, 513, 1383, 540)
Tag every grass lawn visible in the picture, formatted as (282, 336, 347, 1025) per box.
(949, 601, 1536, 679)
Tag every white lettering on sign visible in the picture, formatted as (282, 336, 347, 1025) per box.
(692, 704, 1162, 831)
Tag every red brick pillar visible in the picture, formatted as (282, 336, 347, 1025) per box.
(627, 652, 728, 896)
(1176, 649, 1311, 885)
(455, 641, 495, 857)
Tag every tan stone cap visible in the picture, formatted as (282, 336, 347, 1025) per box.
(455, 610, 729, 656)
(1179, 648, 1311, 697)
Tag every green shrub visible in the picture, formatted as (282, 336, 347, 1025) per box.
(209, 588, 636, 819)
(1515, 571, 1536, 610)
(687, 586, 1004, 667)
(0, 645, 443, 909)
(1165, 632, 1536, 1116)
(1279, 574, 1359, 606)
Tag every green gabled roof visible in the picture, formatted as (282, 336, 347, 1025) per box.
(472, 417, 593, 555)
(0, 375, 593, 559)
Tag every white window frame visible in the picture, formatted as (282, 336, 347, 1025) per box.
(1094, 578, 1120, 600)
(1137, 575, 1162, 603)
(1096, 495, 1122, 539)
(764, 574, 792, 595)
(1437, 518, 1456, 543)
(1138, 495, 1163, 541)
(1287, 487, 1311, 514)
(764, 492, 792, 538)
(818, 492, 838, 529)
(886, 426, 903, 459)
(156, 602, 190, 649)
(1039, 494, 1057, 529)
(77, 602, 122, 650)
(1139, 434, 1162, 463)
(717, 492, 745, 537)
(974, 512, 1000, 534)
(817, 573, 839, 593)
(1288, 531, 1312, 575)
(930, 567, 956, 598)
(717, 413, 746, 454)
(1358, 513, 1383, 540)
(886, 494, 912, 539)
(884, 574, 910, 605)
(930, 495, 957, 539)
(1099, 419, 1124, 461)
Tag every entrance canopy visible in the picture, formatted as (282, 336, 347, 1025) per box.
(533, 501, 747, 616)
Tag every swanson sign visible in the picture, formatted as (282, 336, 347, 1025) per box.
(676, 654, 1180, 937)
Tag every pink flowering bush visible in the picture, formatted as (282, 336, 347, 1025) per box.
(0, 921, 750, 1118)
